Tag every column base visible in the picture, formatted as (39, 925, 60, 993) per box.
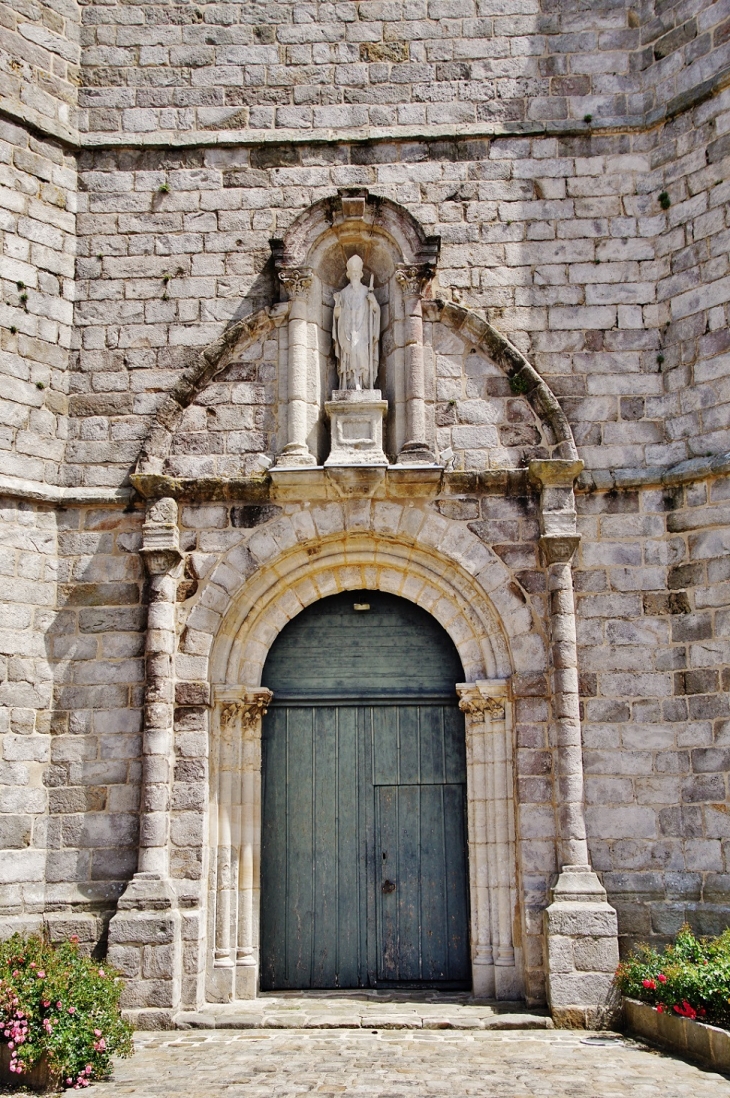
(275, 444, 317, 467)
(107, 873, 182, 1024)
(396, 440, 437, 464)
(544, 865, 620, 1029)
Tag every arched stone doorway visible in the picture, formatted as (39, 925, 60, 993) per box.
(259, 589, 470, 991)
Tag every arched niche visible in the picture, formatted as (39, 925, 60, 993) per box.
(271, 189, 441, 464)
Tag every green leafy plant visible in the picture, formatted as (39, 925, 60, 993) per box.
(658, 190, 671, 209)
(583, 114, 592, 123)
(509, 372, 530, 395)
(0, 934, 133, 1089)
(158, 182, 170, 194)
(614, 924, 730, 1029)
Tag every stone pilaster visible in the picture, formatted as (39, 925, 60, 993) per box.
(395, 263, 437, 464)
(530, 461, 619, 1028)
(107, 497, 183, 1029)
(276, 267, 316, 467)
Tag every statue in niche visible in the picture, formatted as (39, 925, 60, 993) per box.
(332, 254, 380, 391)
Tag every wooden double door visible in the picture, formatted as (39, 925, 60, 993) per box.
(260, 591, 471, 991)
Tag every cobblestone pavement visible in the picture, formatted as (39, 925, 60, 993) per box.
(83, 1029, 730, 1098)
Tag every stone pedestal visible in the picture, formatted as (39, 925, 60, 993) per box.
(544, 865, 620, 1029)
(325, 389, 388, 466)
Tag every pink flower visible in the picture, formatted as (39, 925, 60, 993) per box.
(29, 962, 35, 968)
(36, 970, 45, 979)
(42, 1000, 50, 1008)
(658, 973, 667, 983)
(94, 1029, 102, 1038)
(656, 1004, 665, 1013)
(98, 969, 105, 977)
(642, 978, 656, 990)
(12, 971, 18, 978)
(68, 1007, 76, 1014)
(8, 1042, 14, 1050)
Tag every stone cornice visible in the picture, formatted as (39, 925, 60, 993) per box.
(4, 60, 730, 154)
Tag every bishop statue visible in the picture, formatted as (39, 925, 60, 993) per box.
(332, 254, 380, 391)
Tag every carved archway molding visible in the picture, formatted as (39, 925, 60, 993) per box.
(201, 516, 532, 1004)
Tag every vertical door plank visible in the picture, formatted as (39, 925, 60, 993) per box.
(286, 706, 315, 989)
(312, 705, 337, 987)
(336, 705, 361, 987)
(443, 782, 470, 981)
(419, 782, 448, 981)
(419, 705, 445, 784)
(260, 707, 288, 990)
(375, 785, 398, 981)
(395, 783, 421, 981)
(372, 704, 398, 785)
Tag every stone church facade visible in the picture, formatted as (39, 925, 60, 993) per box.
(1, 0, 729, 1028)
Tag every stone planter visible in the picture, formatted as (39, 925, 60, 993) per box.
(0, 1045, 60, 1092)
(623, 997, 730, 1074)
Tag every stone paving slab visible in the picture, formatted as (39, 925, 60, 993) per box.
(175, 991, 553, 1030)
(84, 1029, 730, 1098)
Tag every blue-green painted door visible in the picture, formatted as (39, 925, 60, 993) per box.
(260, 591, 470, 990)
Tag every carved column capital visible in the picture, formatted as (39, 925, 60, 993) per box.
(457, 681, 508, 721)
(539, 534, 581, 565)
(395, 263, 434, 297)
(278, 267, 313, 299)
(220, 688, 273, 734)
(141, 497, 182, 576)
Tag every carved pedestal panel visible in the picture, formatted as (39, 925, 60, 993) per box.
(325, 389, 388, 466)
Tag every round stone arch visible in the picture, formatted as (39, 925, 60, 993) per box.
(202, 505, 538, 1004)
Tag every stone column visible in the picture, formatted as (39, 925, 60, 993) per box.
(277, 267, 316, 466)
(209, 686, 272, 1002)
(457, 679, 521, 1000)
(107, 497, 183, 1028)
(530, 460, 619, 1028)
(395, 264, 436, 464)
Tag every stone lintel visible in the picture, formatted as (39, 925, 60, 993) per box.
(269, 465, 446, 502)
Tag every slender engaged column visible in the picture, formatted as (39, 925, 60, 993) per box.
(530, 459, 620, 1028)
(395, 264, 436, 463)
(137, 497, 183, 877)
(277, 267, 316, 466)
(212, 687, 272, 1002)
(458, 680, 519, 999)
(107, 497, 183, 1026)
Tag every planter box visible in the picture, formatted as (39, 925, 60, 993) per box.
(623, 997, 730, 1075)
(0, 1045, 60, 1092)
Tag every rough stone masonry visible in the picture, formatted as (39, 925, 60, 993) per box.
(0, 0, 729, 1029)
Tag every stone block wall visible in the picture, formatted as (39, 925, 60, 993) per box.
(0, 497, 56, 926)
(74, 0, 730, 139)
(576, 471, 730, 951)
(44, 504, 145, 919)
(0, 117, 76, 487)
(0, 0, 80, 137)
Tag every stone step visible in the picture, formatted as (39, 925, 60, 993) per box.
(174, 1000, 554, 1031)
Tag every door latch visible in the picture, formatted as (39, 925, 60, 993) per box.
(382, 879, 396, 894)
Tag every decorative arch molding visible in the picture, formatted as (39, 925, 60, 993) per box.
(200, 508, 534, 1003)
(424, 298, 578, 462)
(270, 187, 441, 278)
(193, 500, 543, 689)
(133, 301, 577, 481)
